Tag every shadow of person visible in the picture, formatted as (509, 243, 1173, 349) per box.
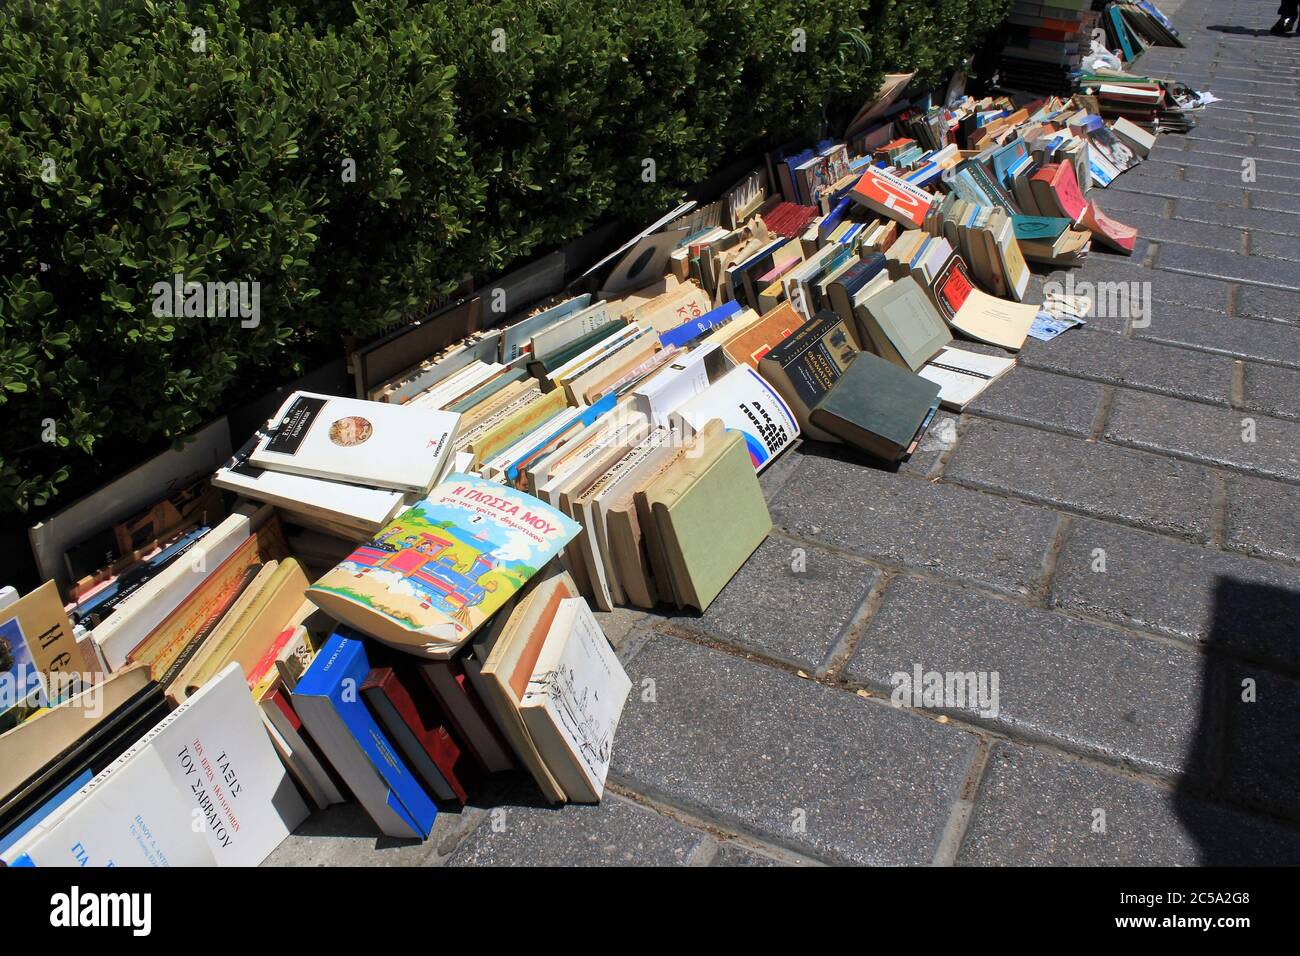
(1206, 24, 1286, 37)
(1174, 578, 1300, 864)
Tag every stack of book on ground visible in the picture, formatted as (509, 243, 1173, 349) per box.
(993, 0, 1097, 94)
(1098, 0, 1184, 64)
(4, 49, 1215, 863)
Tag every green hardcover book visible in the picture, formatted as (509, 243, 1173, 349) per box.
(645, 424, 771, 612)
(1011, 215, 1072, 243)
(855, 275, 952, 372)
(810, 351, 941, 462)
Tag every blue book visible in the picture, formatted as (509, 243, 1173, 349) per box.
(292, 633, 438, 839)
(659, 300, 742, 349)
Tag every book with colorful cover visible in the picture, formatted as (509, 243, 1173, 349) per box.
(306, 475, 581, 655)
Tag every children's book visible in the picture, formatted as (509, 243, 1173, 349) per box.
(306, 475, 580, 654)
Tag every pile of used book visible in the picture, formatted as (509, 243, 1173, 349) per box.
(1, 55, 1207, 866)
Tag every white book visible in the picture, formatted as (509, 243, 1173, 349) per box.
(530, 302, 614, 362)
(5, 663, 307, 867)
(500, 295, 592, 363)
(90, 506, 266, 670)
(13, 749, 218, 867)
(409, 361, 502, 410)
(919, 346, 1016, 411)
(519, 598, 631, 803)
(669, 365, 799, 473)
(630, 342, 724, 426)
(214, 435, 405, 532)
(250, 391, 458, 494)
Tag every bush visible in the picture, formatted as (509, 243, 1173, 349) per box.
(0, 0, 1010, 515)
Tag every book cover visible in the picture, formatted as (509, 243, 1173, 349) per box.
(0, 582, 81, 732)
(251, 391, 457, 494)
(519, 598, 631, 803)
(669, 366, 800, 473)
(810, 351, 942, 461)
(306, 475, 580, 653)
(850, 166, 937, 229)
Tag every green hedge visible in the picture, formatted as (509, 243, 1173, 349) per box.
(0, 0, 1010, 514)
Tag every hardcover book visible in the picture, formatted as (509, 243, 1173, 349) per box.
(758, 310, 859, 442)
(855, 275, 953, 372)
(306, 475, 580, 654)
(810, 351, 942, 462)
(250, 391, 458, 494)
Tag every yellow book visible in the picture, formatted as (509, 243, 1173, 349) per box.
(469, 388, 569, 469)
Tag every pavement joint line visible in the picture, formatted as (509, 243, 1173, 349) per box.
(1230, 359, 1246, 407)
(1141, 238, 1161, 271)
(1225, 281, 1241, 317)
(1088, 385, 1118, 440)
(1241, 228, 1252, 257)
(763, 526, 1300, 680)
(1033, 512, 1074, 606)
(603, 776, 835, 866)
(926, 411, 971, 480)
(816, 568, 894, 681)
(1149, 261, 1300, 294)
(1210, 471, 1229, 550)
(932, 738, 993, 867)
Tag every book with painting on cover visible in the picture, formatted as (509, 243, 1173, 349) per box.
(0, 582, 82, 733)
(250, 391, 458, 494)
(519, 597, 630, 804)
(306, 475, 580, 655)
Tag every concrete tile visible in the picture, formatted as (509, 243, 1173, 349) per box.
(610, 632, 978, 864)
(844, 576, 1207, 777)
(1241, 361, 1300, 419)
(672, 535, 879, 671)
(768, 453, 1060, 597)
(1134, 308, 1300, 367)
(968, 366, 1105, 437)
(1224, 473, 1300, 563)
(1222, 668, 1300, 823)
(1020, 328, 1234, 405)
(946, 417, 1216, 541)
(446, 792, 705, 866)
(1105, 389, 1300, 483)
(1049, 518, 1300, 665)
(956, 743, 1300, 865)
(1235, 284, 1300, 325)
(1156, 241, 1300, 291)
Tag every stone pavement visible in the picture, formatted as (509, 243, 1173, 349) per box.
(266, 0, 1300, 866)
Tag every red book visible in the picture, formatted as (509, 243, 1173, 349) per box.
(850, 166, 936, 229)
(1081, 202, 1138, 254)
(361, 667, 477, 804)
(1031, 162, 1087, 223)
(420, 657, 515, 773)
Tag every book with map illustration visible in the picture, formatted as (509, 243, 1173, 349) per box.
(305, 475, 580, 656)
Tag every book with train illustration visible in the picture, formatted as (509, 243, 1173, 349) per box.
(306, 475, 580, 656)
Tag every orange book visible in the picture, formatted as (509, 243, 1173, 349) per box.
(722, 301, 806, 369)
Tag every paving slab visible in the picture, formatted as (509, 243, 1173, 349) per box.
(446, 792, 705, 867)
(956, 743, 1300, 866)
(671, 534, 879, 671)
(967, 366, 1105, 437)
(1133, 307, 1300, 367)
(1104, 389, 1300, 484)
(1050, 518, 1300, 665)
(945, 417, 1216, 541)
(1224, 473, 1300, 563)
(768, 452, 1060, 597)
(609, 631, 979, 865)
(1221, 669, 1300, 823)
(1240, 360, 1300, 419)
(843, 575, 1207, 777)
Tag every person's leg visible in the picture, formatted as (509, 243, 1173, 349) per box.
(1273, 1, 1299, 34)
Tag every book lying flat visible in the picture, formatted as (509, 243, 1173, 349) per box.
(919, 346, 1017, 411)
(810, 351, 941, 462)
(306, 475, 580, 654)
(251, 391, 458, 494)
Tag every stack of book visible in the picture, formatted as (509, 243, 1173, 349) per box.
(994, 0, 1096, 94)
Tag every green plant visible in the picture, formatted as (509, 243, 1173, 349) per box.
(0, 0, 1010, 516)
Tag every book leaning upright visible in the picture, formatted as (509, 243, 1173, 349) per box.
(2, 663, 308, 867)
(250, 391, 458, 494)
(518, 597, 631, 804)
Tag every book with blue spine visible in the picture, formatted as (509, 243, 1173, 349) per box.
(659, 300, 743, 350)
(292, 631, 438, 839)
